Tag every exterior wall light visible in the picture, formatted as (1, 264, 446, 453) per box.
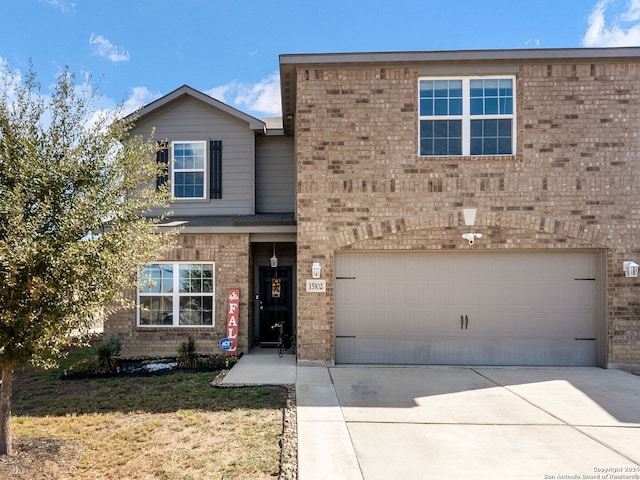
(623, 261, 639, 278)
(312, 262, 321, 279)
(270, 242, 278, 268)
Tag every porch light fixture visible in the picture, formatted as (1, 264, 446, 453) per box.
(623, 261, 639, 278)
(270, 243, 278, 268)
(312, 262, 321, 279)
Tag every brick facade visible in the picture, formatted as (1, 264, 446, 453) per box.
(105, 233, 252, 357)
(294, 60, 640, 368)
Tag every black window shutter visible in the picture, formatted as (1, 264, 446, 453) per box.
(210, 140, 222, 199)
(156, 144, 170, 190)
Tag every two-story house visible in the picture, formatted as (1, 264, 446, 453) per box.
(107, 46, 640, 371)
(106, 85, 297, 357)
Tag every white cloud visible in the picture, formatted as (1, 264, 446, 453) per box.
(122, 86, 162, 116)
(89, 33, 131, 62)
(583, 0, 640, 46)
(40, 0, 75, 13)
(0, 56, 23, 101)
(525, 38, 541, 47)
(205, 72, 282, 117)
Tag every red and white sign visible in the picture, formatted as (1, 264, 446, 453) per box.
(225, 289, 240, 356)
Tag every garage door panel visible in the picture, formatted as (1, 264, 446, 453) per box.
(335, 251, 601, 366)
(336, 337, 596, 366)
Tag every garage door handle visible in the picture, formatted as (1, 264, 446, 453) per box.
(460, 315, 464, 329)
(465, 315, 469, 330)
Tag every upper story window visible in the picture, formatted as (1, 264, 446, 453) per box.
(156, 140, 222, 200)
(172, 141, 206, 199)
(419, 76, 515, 157)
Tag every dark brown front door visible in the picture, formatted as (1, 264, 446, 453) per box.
(258, 266, 293, 344)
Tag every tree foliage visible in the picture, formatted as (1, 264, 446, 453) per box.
(0, 65, 176, 454)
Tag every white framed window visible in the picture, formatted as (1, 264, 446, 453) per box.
(138, 262, 215, 327)
(172, 141, 206, 199)
(418, 76, 516, 157)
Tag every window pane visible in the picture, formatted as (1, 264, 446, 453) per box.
(434, 80, 449, 97)
(484, 98, 498, 115)
(421, 80, 462, 117)
(180, 264, 215, 293)
(498, 138, 513, 155)
(421, 120, 461, 156)
(470, 138, 483, 155)
(433, 120, 448, 137)
(420, 138, 434, 156)
(420, 80, 434, 97)
(500, 97, 513, 114)
(140, 264, 173, 293)
(174, 172, 204, 199)
(179, 296, 213, 325)
(498, 119, 512, 135)
(470, 78, 513, 116)
(449, 138, 462, 155)
(434, 98, 449, 115)
(470, 98, 484, 115)
(471, 119, 512, 155)
(433, 139, 448, 155)
(449, 98, 462, 115)
(420, 99, 433, 116)
(470, 80, 483, 98)
(483, 79, 498, 97)
(139, 296, 173, 325)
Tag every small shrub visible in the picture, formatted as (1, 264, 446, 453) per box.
(177, 337, 200, 369)
(106, 336, 121, 356)
(92, 343, 118, 374)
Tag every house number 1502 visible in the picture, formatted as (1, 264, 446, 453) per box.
(306, 279, 326, 293)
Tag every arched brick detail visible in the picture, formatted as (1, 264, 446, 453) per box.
(332, 211, 612, 249)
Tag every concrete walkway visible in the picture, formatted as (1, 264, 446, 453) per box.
(222, 353, 640, 479)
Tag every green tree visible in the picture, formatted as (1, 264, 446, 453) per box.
(0, 65, 175, 455)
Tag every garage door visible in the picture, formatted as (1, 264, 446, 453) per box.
(335, 251, 603, 366)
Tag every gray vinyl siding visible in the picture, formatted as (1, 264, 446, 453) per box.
(133, 96, 255, 216)
(256, 136, 295, 213)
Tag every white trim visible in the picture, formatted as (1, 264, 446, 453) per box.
(137, 262, 216, 328)
(418, 75, 516, 157)
(171, 141, 208, 200)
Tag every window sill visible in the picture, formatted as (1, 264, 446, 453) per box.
(417, 154, 519, 162)
(136, 326, 216, 331)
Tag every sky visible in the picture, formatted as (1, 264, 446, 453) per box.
(1, 0, 640, 119)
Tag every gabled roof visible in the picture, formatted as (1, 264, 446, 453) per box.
(133, 84, 266, 132)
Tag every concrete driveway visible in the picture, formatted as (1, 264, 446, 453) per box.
(296, 366, 640, 480)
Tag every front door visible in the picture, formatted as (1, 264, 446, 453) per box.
(258, 266, 293, 344)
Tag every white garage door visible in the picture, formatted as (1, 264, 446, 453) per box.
(335, 251, 603, 366)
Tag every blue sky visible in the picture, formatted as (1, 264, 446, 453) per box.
(1, 0, 640, 118)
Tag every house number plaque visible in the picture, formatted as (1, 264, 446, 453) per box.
(306, 279, 326, 293)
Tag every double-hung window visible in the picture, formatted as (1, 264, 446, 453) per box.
(172, 141, 206, 199)
(138, 262, 215, 327)
(419, 76, 515, 156)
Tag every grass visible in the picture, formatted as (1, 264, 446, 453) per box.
(1, 346, 288, 480)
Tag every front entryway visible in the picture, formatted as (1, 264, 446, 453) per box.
(258, 266, 293, 345)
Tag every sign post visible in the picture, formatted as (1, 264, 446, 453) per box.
(225, 288, 240, 355)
